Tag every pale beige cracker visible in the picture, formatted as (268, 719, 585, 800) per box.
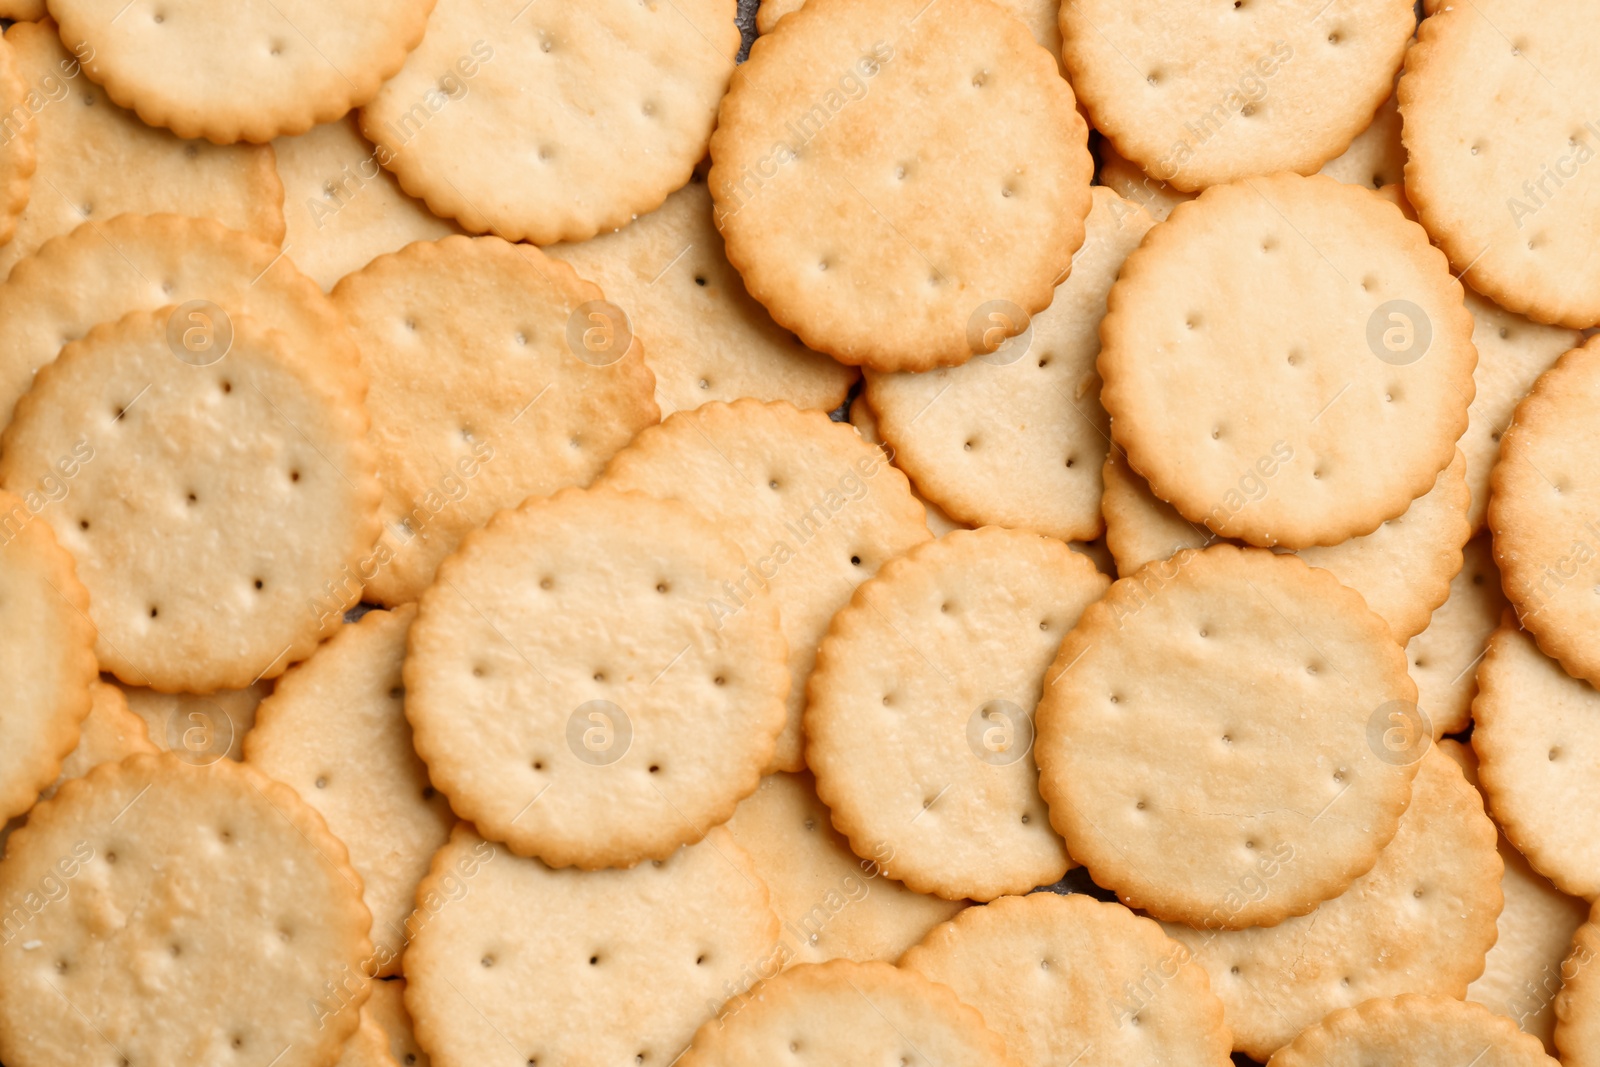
(0, 212, 363, 431)
(362, 0, 737, 245)
(0, 487, 95, 822)
(0, 752, 373, 1067)
(245, 605, 454, 977)
(902, 893, 1233, 1067)
(120, 681, 271, 763)
(847, 396, 964, 537)
(1444, 740, 1589, 1052)
(1459, 292, 1582, 531)
(366, 979, 429, 1067)
(0, 0, 43, 18)
(1489, 336, 1600, 683)
(0, 308, 381, 692)
(724, 771, 965, 964)
(1473, 620, 1600, 899)
(1168, 747, 1502, 1061)
(807, 527, 1108, 901)
(710, 0, 1091, 372)
(599, 399, 930, 772)
(1102, 443, 1469, 643)
(1400, 0, 1600, 327)
(1556, 903, 1600, 1067)
(338, 1011, 400, 1067)
(42, 680, 154, 799)
(1407, 534, 1507, 738)
(1100, 173, 1476, 548)
(1063, 0, 1413, 192)
(47, 0, 435, 143)
(402, 823, 778, 1067)
(545, 177, 855, 416)
(757, 0, 1064, 67)
(330, 235, 659, 606)
(1269, 994, 1558, 1067)
(0, 31, 34, 248)
(864, 188, 1153, 542)
(274, 114, 457, 291)
(0, 21, 284, 279)
(1036, 544, 1420, 928)
(677, 958, 1011, 1067)
(1097, 89, 1407, 219)
(404, 486, 787, 868)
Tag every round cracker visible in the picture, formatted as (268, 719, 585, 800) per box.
(1445, 740, 1590, 1053)
(365, 979, 429, 1067)
(677, 958, 1009, 1067)
(1459, 292, 1582, 532)
(403, 486, 788, 868)
(0, 752, 373, 1067)
(1100, 173, 1476, 548)
(1488, 336, 1600, 684)
(1168, 747, 1503, 1061)
(724, 771, 965, 963)
(0, 32, 34, 249)
(846, 395, 964, 537)
(119, 681, 271, 763)
(402, 823, 778, 1067)
(1102, 444, 1469, 643)
(0, 487, 95, 822)
(0, 21, 282, 279)
(599, 399, 931, 772)
(1407, 533, 1506, 738)
(902, 893, 1233, 1067)
(274, 115, 458, 291)
(244, 606, 454, 977)
(1036, 544, 1420, 928)
(710, 0, 1091, 372)
(544, 177, 855, 416)
(1062, 0, 1412, 192)
(47, 0, 435, 143)
(1473, 622, 1600, 899)
(43, 680, 154, 799)
(0, 211, 363, 432)
(864, 188, 1153, 542)
(361, 0, 738, 245)
(0, 308, 381, 692)
(1556, 904, 1600, 1067)
(329, 235, 659, 606)
(807, 527, 1109, 901)
(1269, 994, 1557, 1067)
(1400, 0, 1600, 327)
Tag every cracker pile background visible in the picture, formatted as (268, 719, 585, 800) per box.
(0, 0, 1594, 1065)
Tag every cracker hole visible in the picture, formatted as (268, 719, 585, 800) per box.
(1020, 813, 1030, 824)
(589, 955, 600, 965)
(1550, 747, 1561, 761)
(232, 1035, 243, 1049)
(1413, 887, 1425, 898)
(1038, 356, 1051, 368)
(79, 519, 89, 530)
(655, 582, 670, 594)
(515, 331, 528, 345)
(698, 378, 710, 390)
(849, 555, 862, 566)
(1470, 142, 1482, 156)
(290, 470, 301, 483)
(1065, 456, 1076, 468)
(1135, 799, 1146, 810)
(253, 578, 263, 591)
(940, 602, 950, 613)
(713, 676, 725, 686)
(768, 478, 780, 490)
(149, 606, 159, 619)
(649, 764, 660, 774)
(314, 776, 327, 789)
(221, 380, 233, 394)
(971, 70, 989, 87)
(106, 851, 118, 864)
(482, 955, 495, 968)
(594, 670, 606, 682)
(1327, 30, 1341, 43)
(1146, 70, 1161, 86)
(540, 577, 553, 590)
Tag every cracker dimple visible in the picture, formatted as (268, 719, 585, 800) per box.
(1036, 544, 1420, 929)
(807, 527, 1108, 901)
(1100, 173, 1476, 549)
(1170, 749, 1503, 1061)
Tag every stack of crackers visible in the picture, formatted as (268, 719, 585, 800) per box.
(0, 0, 1596, 1064)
